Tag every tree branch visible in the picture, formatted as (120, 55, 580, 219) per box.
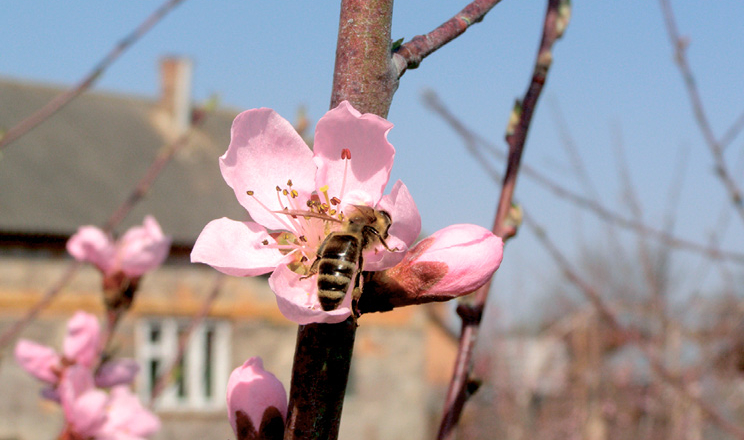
(437, 1, 569, 438)
(393, 0, 504, 78)
(0, 0, 187, 151)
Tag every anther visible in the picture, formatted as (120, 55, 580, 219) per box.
(341, 148, 351, 160)
(262, 239, 269, 245)
(276, 185, 281, 192)
(287, 179, 293, 187)
(299, 235, 307, 242)
(246, 190, 254, 196)
(291, 190, 298, 198)
(282, 189, 288, 196)
(330, 197, 341, 205)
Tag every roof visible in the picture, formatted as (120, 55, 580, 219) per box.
(0, 76, 249, 243)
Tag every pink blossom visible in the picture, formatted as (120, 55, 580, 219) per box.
(358, 224, 504, 312)
(67, 216, 171, 278)
(191, 101, 421, 324)
(59, 366, 160, 440)
(405, 224, 504, 297)
(226, 357, 287, 440)
(14, 311, 139, 391)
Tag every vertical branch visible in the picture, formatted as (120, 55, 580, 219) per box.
(284, 2, 395, 439)
(437, 0, 568, 438)
(330, 0, 397, 117)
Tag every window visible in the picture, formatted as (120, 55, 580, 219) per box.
(135, 318, 230, 410)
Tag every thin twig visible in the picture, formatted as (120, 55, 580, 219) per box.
(393, 0, 504, 78)
(658, 0, 744, 225)
(437, 1, 567, 438)
(150, 273, 225, 403)
(0, 108, 213, 350)
(423, 90, 744, 264)
(0, 0, 187, 151)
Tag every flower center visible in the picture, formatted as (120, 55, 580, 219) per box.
(245, 148, 357, 276)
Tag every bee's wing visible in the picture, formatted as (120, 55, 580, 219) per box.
(346, 205, 378, 223)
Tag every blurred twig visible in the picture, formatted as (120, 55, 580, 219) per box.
(658, 0, 744, 225)
(437, 1, 568, 438)
(424, 90, 744, 264)
(0, 0, 187, 151)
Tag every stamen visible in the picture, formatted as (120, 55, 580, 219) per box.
(319, 185, 331, 207)
(339, 153, 350, 199)
(246, 191, 293, 230)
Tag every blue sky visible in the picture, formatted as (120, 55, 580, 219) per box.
(2, 1, 743, 325)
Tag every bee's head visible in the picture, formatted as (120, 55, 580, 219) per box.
(376, 210, 392, 238)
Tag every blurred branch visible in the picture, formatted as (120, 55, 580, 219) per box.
(0, 106, 213, 351)
(150, 273, 225, 403)
(658, 0, 744, 225)
(523, 208, 744, 439)
(424, 90, 744, 264)
(437, 1, 568, 438)
(0, 0, 187, 151)
(393, 0, 504, 78)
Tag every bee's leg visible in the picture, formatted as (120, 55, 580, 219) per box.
(299, 257, 320, 280)
(363, 226, 399, 252)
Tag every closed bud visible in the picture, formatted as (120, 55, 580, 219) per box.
(359, 224, 504, 313)
(227, 357, 287, 440)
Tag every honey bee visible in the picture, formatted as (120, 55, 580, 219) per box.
(278, 205, 394, 311)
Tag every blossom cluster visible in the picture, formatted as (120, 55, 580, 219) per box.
(15, 312, 159, 440)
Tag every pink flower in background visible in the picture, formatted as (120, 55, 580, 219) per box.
(226, 357, 287, 440)
(191, 101, 421, 324)
(67, 215, 171, 278)
(59, 366, 160, 440)
(14, 311, 139, 393)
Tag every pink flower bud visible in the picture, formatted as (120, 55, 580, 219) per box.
(63, 311, 101, 369)
(14, 340, 60, 383)
(358, 224, 503, 312)
(66, 216, 171, 278)
(226, 357, 287, 440)
(403, 224, 503, 298)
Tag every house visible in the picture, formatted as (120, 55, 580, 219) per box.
(0, 59, 455, 440)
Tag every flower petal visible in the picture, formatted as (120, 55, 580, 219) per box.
(191, 218, 289, 277)
(365, 180, 422, 271)
(99, 386, 161, 438)
(63, 311, 101, 369)
(220, 108, 316, 231)
(59, 366, 108, 437)
(14, 339, 60, 383)
(226, 357, 287, 438)
(66, 226, 116, 274)
(95, 358, 139, 388)
(268, 265, 352, 324)
(117, 216, 171, 277)
(313, 101, 394, 205)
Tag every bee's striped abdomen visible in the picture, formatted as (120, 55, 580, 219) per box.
(316, 234, 361, 311)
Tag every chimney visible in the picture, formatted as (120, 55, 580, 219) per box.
(159, 57, 193, 133)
